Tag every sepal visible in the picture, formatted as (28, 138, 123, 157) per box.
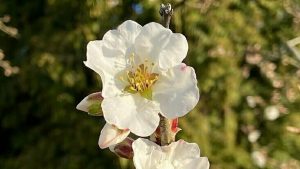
(76, 92, 103, 116)
(110, 137, 134, 159)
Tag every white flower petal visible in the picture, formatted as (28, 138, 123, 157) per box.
(102, 95, 160, 137)
(132, 138, 164, 169)
(153, 63, 199, 119)
(134, 22, 188, 70)
(181, 157, 210, 169)
(85, 40, 124, 98)
(102, 20, 142, 66)
(76, 95, 90, 113)
(164, 140, 200, 162)
(158, 161, 175, 169)
(165, 140, 209, 169)
(198, 157, 210, 169)
(98, 123, 130, 149)
(134, 22, 171, 61)
(103, 20, 142, 55)
(158, 33, 188, 70)
(117, 20, 143, 48)
(85, 40, 106, 76)
(132, 138, 209, 169)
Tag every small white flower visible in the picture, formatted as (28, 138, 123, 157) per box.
(264, 105, 279, 121)
(251, 151, 266, 168)
(246, 96, 256, 108)
(132, 138, 209, 169)
(85, 20, 199, 137)
(248, 130, 261, 143)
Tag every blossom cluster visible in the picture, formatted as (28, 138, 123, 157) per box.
(77, 20, 209, 169)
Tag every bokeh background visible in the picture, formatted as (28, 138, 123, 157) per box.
(1, 0, 300, 168)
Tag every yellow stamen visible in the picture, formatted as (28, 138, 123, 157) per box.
(123, 55, 159, 100)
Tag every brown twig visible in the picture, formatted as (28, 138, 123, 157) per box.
(157, 3, 175, 146)
(159, 3, 173, 29)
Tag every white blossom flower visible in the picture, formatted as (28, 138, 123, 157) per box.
(264, 105, 279, 121)
(248, 130, 261, 143)
(246, 96, 256, 108)
(251, 151, 266, 168)
(85, 20, 199, 137)
(132, 138, 209, 169)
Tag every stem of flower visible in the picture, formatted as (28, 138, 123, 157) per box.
(157, 3, 174, 146)
(159, 3, 173, 29)
(158, 114, 173, 146)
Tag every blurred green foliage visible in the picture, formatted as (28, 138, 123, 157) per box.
(0, 0, 300, 169)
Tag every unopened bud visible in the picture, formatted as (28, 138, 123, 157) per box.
(112, 137, 134, 159)
(98, 123, 130, 149)
(76, 92, 103, 116)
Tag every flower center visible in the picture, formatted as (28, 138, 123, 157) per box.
(123, 59, 159, 100)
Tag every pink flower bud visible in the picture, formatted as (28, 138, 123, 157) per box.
(76, 92, 103, 116)
(112, 137, 134, 159)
